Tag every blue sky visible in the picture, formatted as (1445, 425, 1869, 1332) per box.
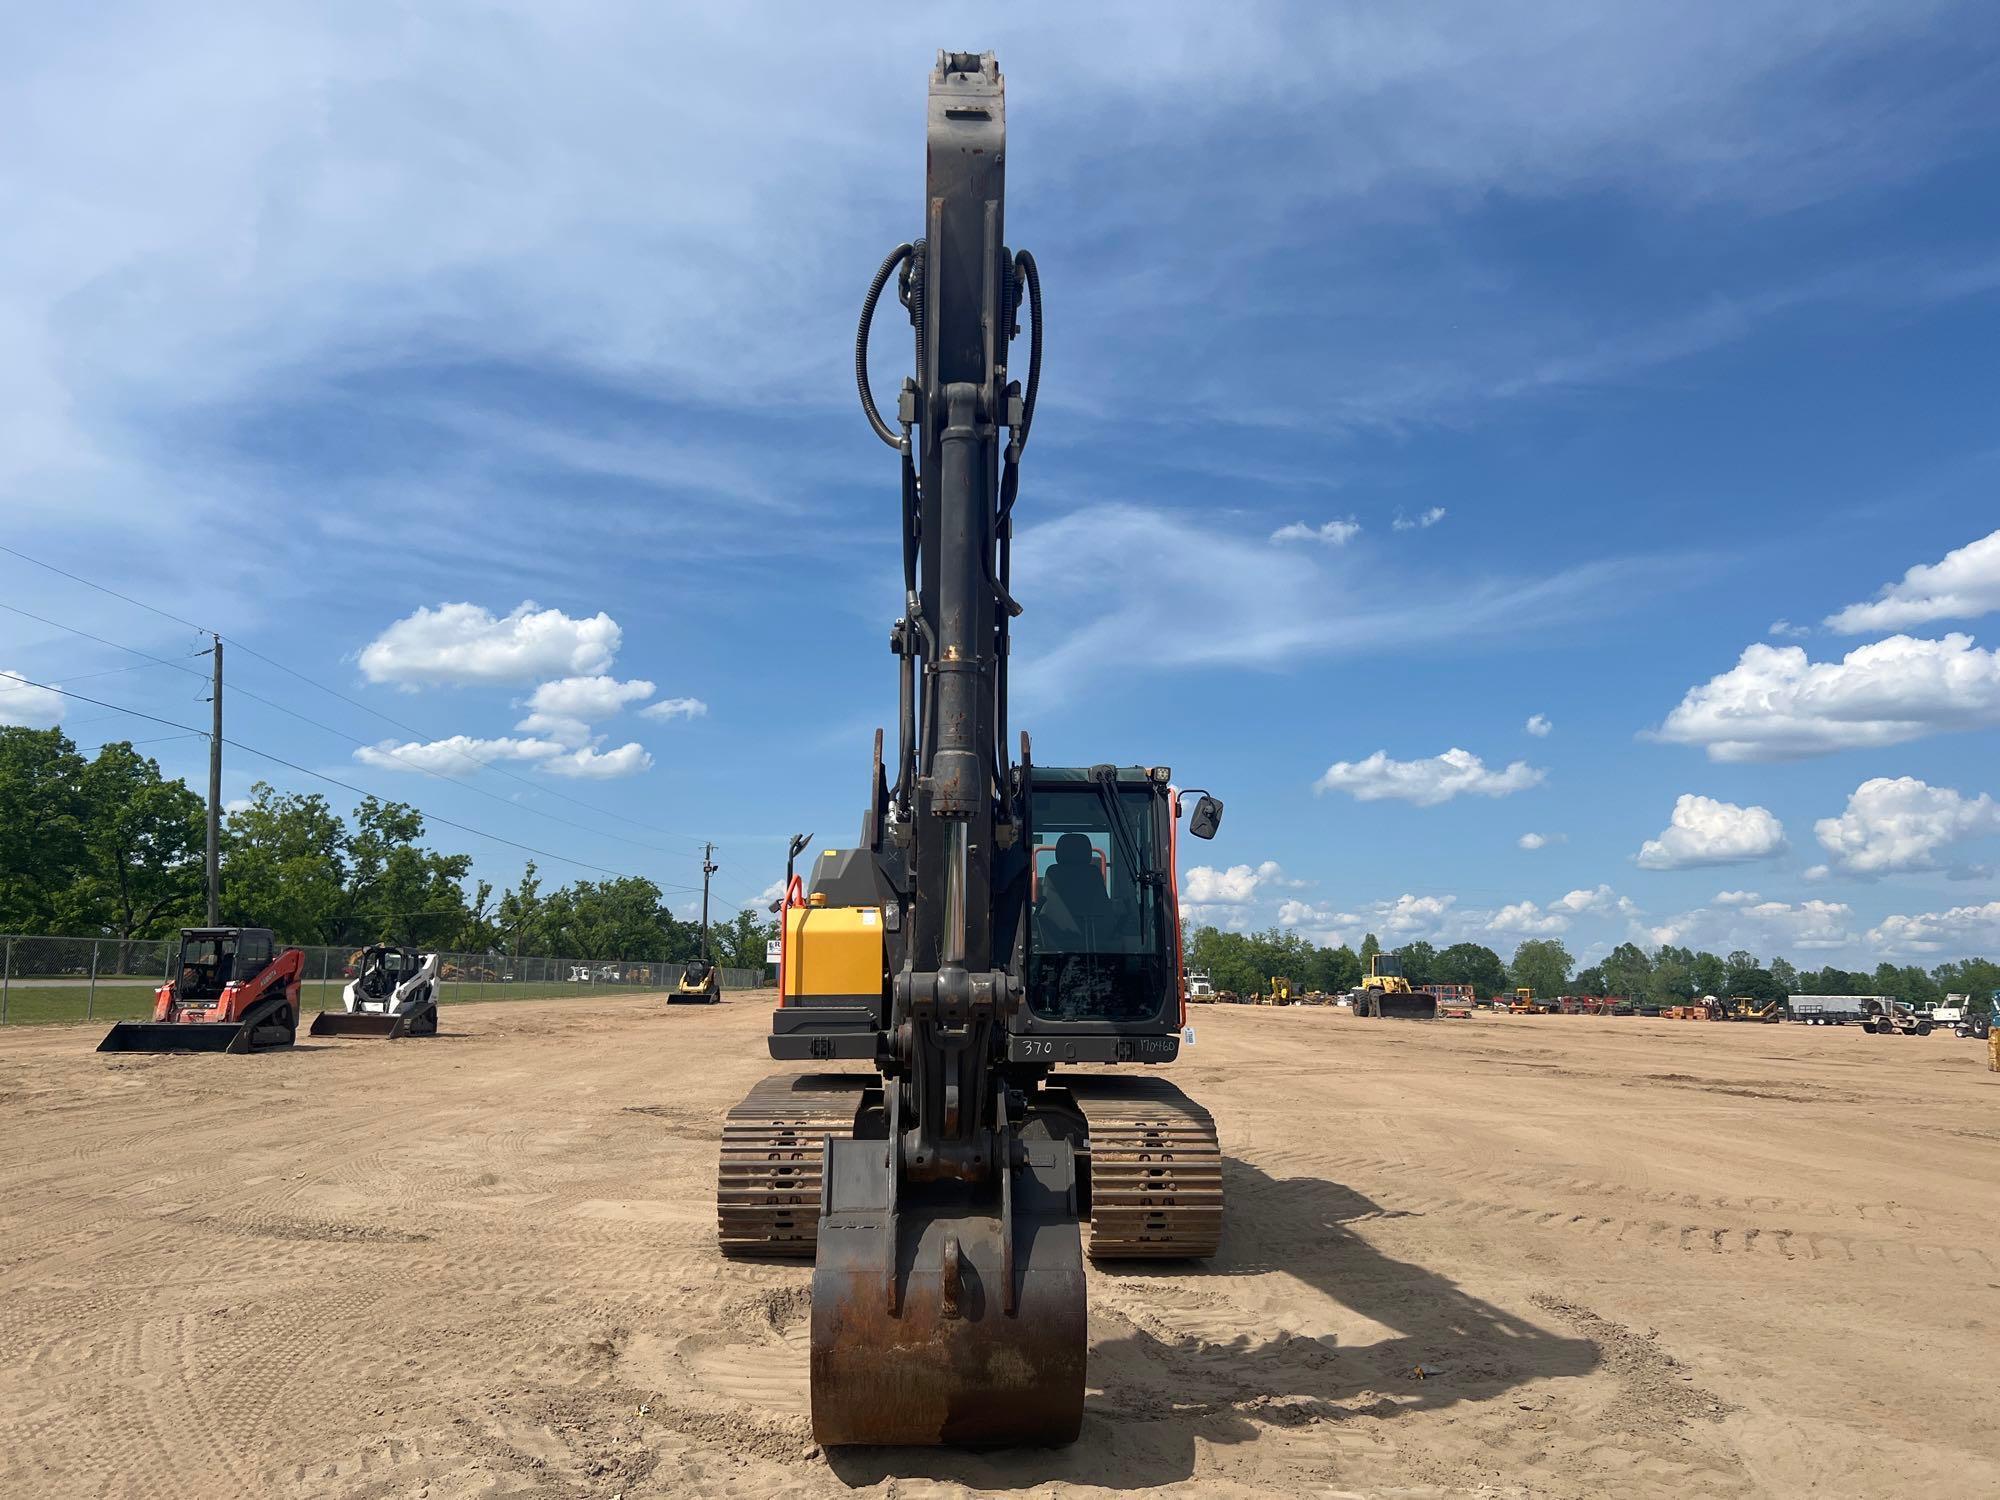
(2, 3, 1997, 965)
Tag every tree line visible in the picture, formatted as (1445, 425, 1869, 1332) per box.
(0, 727, 773, 967)
(1185, 923, 1998, 1010)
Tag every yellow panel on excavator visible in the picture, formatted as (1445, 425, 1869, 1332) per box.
(784, 905, 886, 1004)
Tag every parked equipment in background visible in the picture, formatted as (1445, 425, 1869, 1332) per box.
(673, 842, 724, 1003)
(1356, 951, 1437, 1019)
(714, 53, 1227, 1448)
(1788, 993, 1895, 1027)
(673, 957, 721, 1004)
(1184, 971, 1216, 1003)
(1722, 995, 1782, 1023)
(97, 927, 303, 1054)
(310, 945, 439, 1039)
(1259, 975, 1297, 1006)
(1858, 997, 1932, 1036)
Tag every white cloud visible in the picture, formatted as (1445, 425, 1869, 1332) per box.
(353, 732, 651, 778)
(355, 734, 569, 773)
(1825, 528, 2000, 634)
(1183, 861, 1291, 905)
(1518, 832, 1550, 850)
(541, 743, 652, 779)
(1271, 518, 1361, 546)
(1486, 884, 1630, 937)
(1276, 899, 1350, 948)
(1648, 897, 1853, 953)
(1635, 794, 1787, 870)
(0, 670, 65, 728)
(1714, 889, 1761, 906)
(1525, 713, 1552, 737)
(523, 674, 655, 720)
(1013, 503, 1639, 704)
(1768, 619, 1811, 639)
(1316, 747, 1544, 806)
(1652, 634, 2000, 761)
(512, 713, 593, 748)
(1489, 900, 1570, 935)
(359, 602, 621, 689)
(1867, 901, 2000, 955)
(639, 696, 710, 721)
(1373, 893, 1456, 936)
(1391, 506, 1446, 531)
(513, 673, 657, 747)
(1556, 884, 1632, 915)
(1813, 776, 2000, 876)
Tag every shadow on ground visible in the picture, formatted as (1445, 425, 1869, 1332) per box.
(827, 1155, 1602, 1490)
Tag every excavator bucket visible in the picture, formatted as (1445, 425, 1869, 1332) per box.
(809, 1136, 1087, 1446)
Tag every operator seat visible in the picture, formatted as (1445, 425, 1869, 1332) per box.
(1044, 832, 1114, 928)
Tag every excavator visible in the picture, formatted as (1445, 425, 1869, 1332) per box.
(1355, 950, 1438, 1020)
(714, 52, 1226, 1448)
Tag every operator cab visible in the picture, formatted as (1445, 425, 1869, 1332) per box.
(176, 927, 273, 1001)
(1024, 769, 1173, 1026)
(356, 945, 420, 1000)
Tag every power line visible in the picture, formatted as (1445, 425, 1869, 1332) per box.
(0, 544, 208, 634)
(1, 544, 719, 854)
(2, 674, 697, 889)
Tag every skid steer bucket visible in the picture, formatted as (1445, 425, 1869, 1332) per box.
(809, 1136, 1087, 1446)
(309, 1009, 423, 1039)
(97, 996, 295, 1054)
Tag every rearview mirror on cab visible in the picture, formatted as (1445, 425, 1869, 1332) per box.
(1188, 794, 1223, 840)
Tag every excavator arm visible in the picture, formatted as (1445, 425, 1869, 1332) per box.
(808, 51, 1087, 1447)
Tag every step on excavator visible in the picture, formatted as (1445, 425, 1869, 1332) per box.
(714, 51, 1226, 1448)
(310, 944, 440, 1038)
(98, 926, 303, 1053)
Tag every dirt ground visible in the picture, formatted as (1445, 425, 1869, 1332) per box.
(0, 994, 1994, 1499)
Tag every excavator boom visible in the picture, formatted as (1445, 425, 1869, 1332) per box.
(808, 51, 1087, 1447)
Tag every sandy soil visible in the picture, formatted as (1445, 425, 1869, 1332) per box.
(0, 994, 1994, 1499)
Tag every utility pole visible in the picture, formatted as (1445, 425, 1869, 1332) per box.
(699, 843, 718, 961)
(206, 634, 222, 925)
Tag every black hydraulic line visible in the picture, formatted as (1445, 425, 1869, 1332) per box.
(1010, 248, 1042, 459)
(857, 242, 916, 450)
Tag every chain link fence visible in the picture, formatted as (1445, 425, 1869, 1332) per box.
(0, 934, 766, 1027)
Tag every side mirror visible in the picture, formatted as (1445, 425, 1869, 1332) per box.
(1188, 794, 1223, 840)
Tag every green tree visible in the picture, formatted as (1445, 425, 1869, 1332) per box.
(0, 727, 89, 931)
(1650, 944, 1696, 1006)
(76, 741, 206, 964)
(1769, 956, 1799, 994)
(220, 783, 349, 941)
(1398, 940, 1437, 986)
(341, 796, 475, 946)
(1722, 949, 1763, 995)
(1575, 964, 1606, 994)
(1509, 938, 1573, 999)
(1309, 943, 1362, 994)
(714, 908, 777, 969)
(1358, 932, 1381, 973)
(1433, 942, 1509, 997)
(1691, 950, 1726, 996)
(1600, 942, 1653, 1000)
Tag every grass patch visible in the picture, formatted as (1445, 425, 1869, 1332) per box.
(0, 979, 680, 1028)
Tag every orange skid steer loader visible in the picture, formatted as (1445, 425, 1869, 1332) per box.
(98, 927, 304, 1054)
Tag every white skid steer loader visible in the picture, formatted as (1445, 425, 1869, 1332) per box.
(310, 945, 441, 1039)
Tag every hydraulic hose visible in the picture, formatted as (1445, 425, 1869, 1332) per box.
(857, 242, 915, 450)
